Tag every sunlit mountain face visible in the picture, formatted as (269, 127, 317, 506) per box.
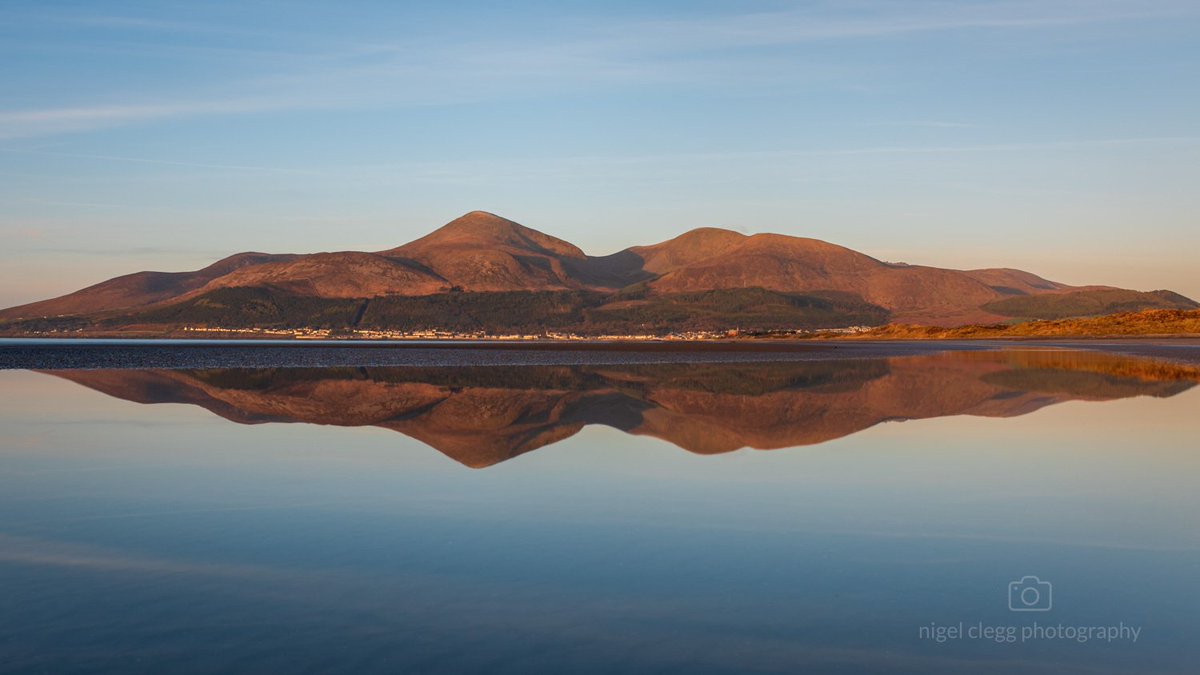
(47, 349, 1200, 468)
(4, 211, 1195, 337)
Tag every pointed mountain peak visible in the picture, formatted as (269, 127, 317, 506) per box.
(435, 210, 522, 236)
(387, 211, 585, 259)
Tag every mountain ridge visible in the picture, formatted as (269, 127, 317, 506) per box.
(1, 211, 1195, 333)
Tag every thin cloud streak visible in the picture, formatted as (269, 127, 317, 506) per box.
(4, 1, 1196, 140)
(338, 136, 1200, 178)
(0, 98, 295, 140)
(2, 135, 1192, 194)
(813, 136, 1200, 156)
(0, 148, 318, 174)
(865, 120, 980, 129)
(587, 0, 1200, 51)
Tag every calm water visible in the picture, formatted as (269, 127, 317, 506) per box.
(1, 344, 1198, 673)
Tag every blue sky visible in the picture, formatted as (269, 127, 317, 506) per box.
(1, 0, 1198, 306)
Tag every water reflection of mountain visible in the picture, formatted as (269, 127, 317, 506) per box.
(49, 350, 1199, 467)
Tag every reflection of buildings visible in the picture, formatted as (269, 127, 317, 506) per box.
(48, 351, 1199, 468)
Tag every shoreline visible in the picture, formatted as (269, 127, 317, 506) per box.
(4, 336, 1200, 370)
(3, 331, 1200, 343)
(5, 309, 1198, 343)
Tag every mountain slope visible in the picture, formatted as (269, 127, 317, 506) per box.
(632, 232, 1007, 324)
(194, 252, 449, 298)
(0, 252, 294, 321)
(962, 268, 1072, 296)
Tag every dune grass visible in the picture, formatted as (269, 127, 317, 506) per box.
(836, 309, 1200, 339)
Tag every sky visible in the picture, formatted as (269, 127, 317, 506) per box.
(1, 0, 1198, 307)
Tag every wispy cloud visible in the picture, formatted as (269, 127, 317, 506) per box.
(2, 1, 1195, 140)
(625, 0, 1200, 47)
(865, 120, 981, 129)
(0, 147, 316, 173)
(0, 99, 291, 140)
(814, 136, 1200, 156)
(337, 136, 1200, 177)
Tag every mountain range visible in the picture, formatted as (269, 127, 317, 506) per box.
(2, 211, 1195, 335)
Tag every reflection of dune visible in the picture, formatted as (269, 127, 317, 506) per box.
(47, 350, 1199, 467)
(937, 348, 1200, 379)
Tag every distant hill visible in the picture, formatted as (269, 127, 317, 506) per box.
(982, 289, 1198, 320)
(1, 211, 1195, 336)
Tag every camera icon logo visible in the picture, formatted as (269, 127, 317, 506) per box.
(1008, 575, 1052, 612)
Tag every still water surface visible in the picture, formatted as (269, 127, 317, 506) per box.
(1, 345, 1197, 673)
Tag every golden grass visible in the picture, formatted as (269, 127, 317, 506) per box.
(837, 309, 1200, 340)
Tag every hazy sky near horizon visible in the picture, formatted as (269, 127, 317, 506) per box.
(1, 0, 1198, 306)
